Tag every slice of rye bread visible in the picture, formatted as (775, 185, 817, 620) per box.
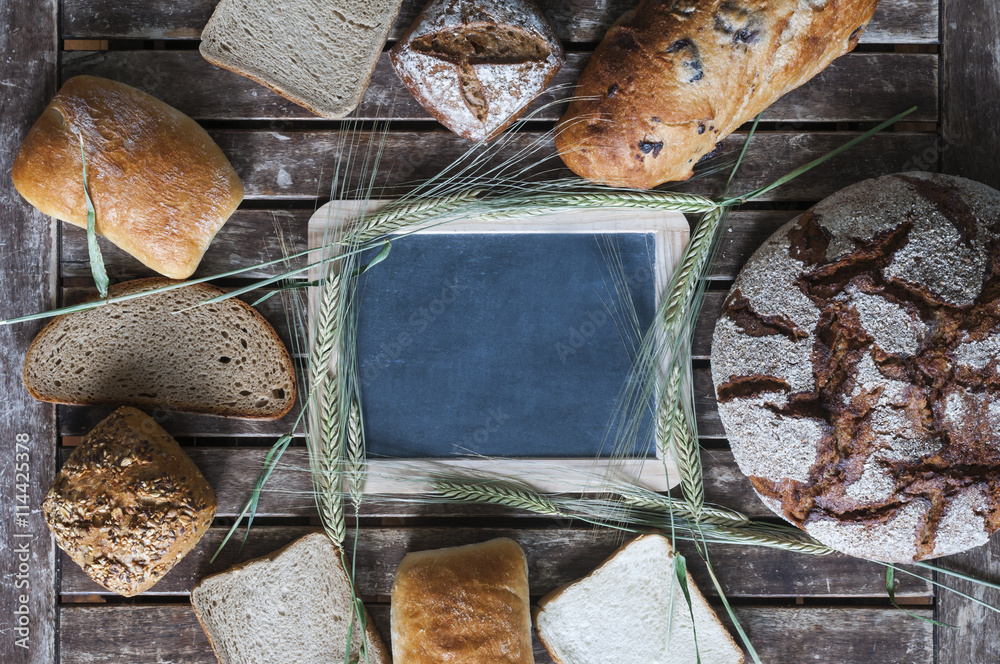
(199, 0, 405, 118)
(191, 533, 390, 664)
(23, 278, 296, 419)
(535, 534, 744, 664)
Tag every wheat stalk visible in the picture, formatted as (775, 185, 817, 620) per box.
(708, 526, 835, 556)
(346, 397, 365, 508)
(618, 492, 748, 527)
(656, 366, 705, 515)
(431, 479, 564, 516)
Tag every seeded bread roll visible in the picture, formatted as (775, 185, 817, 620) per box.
(390, 0, 564, 142)
(711, 172, 1000, 563)
(43, 407, 216, 596)
(391, 537, 533, 664)
(11, 75, 243, 279)
(555, 0, 880, 189)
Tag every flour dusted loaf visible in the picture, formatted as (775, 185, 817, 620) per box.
(535, 534, 743, 664)
(192, 533, 390, 664)
(391, 537, 533, 664)
(23, 278, 296, 419)
(43, 407, 216, 596)
(12, 75, 243, 279)
(711, 172, 1000, 563)
(555, 0, 880, 189)
(390, 0, 564, 142)
(200, 0, 404, 118)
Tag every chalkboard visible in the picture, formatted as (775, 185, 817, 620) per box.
(355, 233, 658, 459)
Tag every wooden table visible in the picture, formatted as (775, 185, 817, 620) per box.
(2, 1, 999, 662)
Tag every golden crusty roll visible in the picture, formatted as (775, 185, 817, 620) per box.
(555, 0, 881, 189)
(391, 537, 534, 664)
(12, 75, 243, 279)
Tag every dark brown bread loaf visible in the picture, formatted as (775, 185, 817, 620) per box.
(711, 172, 1000, 563)
(390, 0, 564, 142)
(555, 0, 880, 189)
(43, 407, 216, 596)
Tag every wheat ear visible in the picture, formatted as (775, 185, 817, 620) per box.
(431, 479, 564, 516)
(618, 492, 748, 527)
(346, 397, 365, 509)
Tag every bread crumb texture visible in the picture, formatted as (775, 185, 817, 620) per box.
(535, 534, 744, 664)
(200, 0, 405, 118)
(22, 278, 296, 419)
(43, 407, 216, 596)
(191, 533, 389, 664)
(712, 172, 1000, 562)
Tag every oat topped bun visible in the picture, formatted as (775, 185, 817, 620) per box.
(711, 172, 1000, 563)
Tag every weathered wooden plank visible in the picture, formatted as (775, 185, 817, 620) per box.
(941, 2, 1000, 198)
(936, 2, 1000, 661)
(61, 50, 939, 124)
(60, 0, 939, 44)
(59, 209, 792, 283)
(58, 604, 934, 664)
(59, 526, 932, 599)
(57, 364, 726, 437)
(199, 130, 938, 202)
(55, 445, 763, 517)
(0, 0, 59, 662)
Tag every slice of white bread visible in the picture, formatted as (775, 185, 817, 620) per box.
(22, 278, 296, 419)
(199, 0, 405, 118)
(192, 533, 389, 664)
(535, 534, 745, 664)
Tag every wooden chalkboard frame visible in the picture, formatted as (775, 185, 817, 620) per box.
(308, 200, 689, 493)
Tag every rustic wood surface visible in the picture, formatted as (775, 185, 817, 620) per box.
(936, 0, 1000, 659)
(57, 604, 934, 664)
(59, 526, 932, 599)
(61, 51, 939, 123)
(1, 1, 996, 662)
(0, 1, 59, 663)
(60, 0, 939, 43)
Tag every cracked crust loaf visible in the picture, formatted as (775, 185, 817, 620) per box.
(12, 75, 243, 279)
(22, 278, 296, 420)
(555, 0, 880, 188)
(43, 407, 216, 596)
(390, 0, 564, 142)
(711, 172, 1000, 563)
(391, 537, 533, 664)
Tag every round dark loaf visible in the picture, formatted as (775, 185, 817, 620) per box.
(711, 172, 1000, 563)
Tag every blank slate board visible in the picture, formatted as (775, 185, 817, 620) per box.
(356, 232, 656, 458)
(309, 201, 688, 492)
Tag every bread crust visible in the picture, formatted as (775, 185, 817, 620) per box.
(391, 537, 534, 664)
(191, 532, 390, 664)
(11, 75, 243, 278)
(712, 172, 1000, 563)
(43, 406, 217, 596)
(22, 277, 297, 420)
(555, 0, 880, 188)
(390, 0, 564, 142)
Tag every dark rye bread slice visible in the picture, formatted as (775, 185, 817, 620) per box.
(23, 278, 296, 419)
(711, 172, 1000, 563)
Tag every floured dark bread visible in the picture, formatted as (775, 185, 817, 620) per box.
(711, 172, 1000, 563)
